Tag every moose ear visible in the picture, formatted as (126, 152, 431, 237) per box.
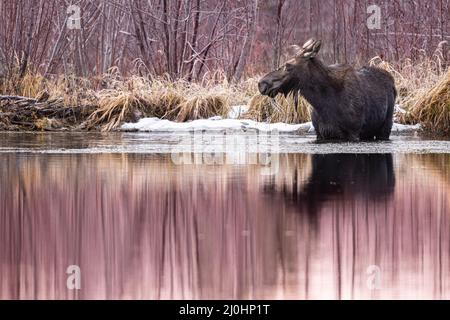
(302, 38, 316, 50)
(303, 40, 322, 59)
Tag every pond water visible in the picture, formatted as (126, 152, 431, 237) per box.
(0, 132, 449, 299)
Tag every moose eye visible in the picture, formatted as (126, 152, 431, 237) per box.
(285, 63, 294, 71)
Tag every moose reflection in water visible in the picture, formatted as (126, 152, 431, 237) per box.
(267, 154, 395, 217)
(0, 153, 449, 299)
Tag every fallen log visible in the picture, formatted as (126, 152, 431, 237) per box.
(0, 94, 38, 102)
(0, 94, 99, 131)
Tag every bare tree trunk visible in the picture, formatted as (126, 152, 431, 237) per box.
(131, 0, 156, 74)
(162, 0, 172, 76)
(195, 1, 226, 80)
(19, 2, 36, 78)
(0, 49, 6, 81)
(179, 0, 192, 77)
(172, 0, 183, 76)
(44, 15, 68, 77)
(272, 0, 285, 69)
(232, 0, 259, 83)
(186, 0, 201, 81)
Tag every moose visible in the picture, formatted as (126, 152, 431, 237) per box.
(258, 39, 397, 141)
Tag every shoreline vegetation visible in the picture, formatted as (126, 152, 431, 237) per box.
(0, 56, 449, 137)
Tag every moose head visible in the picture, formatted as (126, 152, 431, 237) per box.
(258, 39, 322, 99)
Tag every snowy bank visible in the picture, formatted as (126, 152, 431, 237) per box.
(121, 117, 313, 133)
(390, 122, 421, 133)
(121, 116, 420, 134)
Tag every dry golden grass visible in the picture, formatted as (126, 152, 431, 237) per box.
(46, 75, 98, 107)
(85, 76, 233, 130)
(171, 95, 229, 122)
(245, 92, 311, 123)
(87, 91, 143, 131)
(85, 76, 153, 131)
(370, 47, 446, 112)
(0, 71, 45, 98)
(401, 69, 450, 135)
(369, 45, 450, 135)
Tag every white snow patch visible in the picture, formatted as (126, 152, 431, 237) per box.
(391, 122, 421, 133)
(208, 116, 223, 121)
(228, 105, 249, 119)
(121, 117, 313, 133)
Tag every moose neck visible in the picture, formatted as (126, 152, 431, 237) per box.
(296, 59, 340, 115)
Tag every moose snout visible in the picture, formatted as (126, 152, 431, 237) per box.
(258, 80, 271, 95)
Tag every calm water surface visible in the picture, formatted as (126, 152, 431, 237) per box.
(0, 132, 449, 299)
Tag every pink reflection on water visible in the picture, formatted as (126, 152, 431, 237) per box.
(0, 153, 449, 299)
